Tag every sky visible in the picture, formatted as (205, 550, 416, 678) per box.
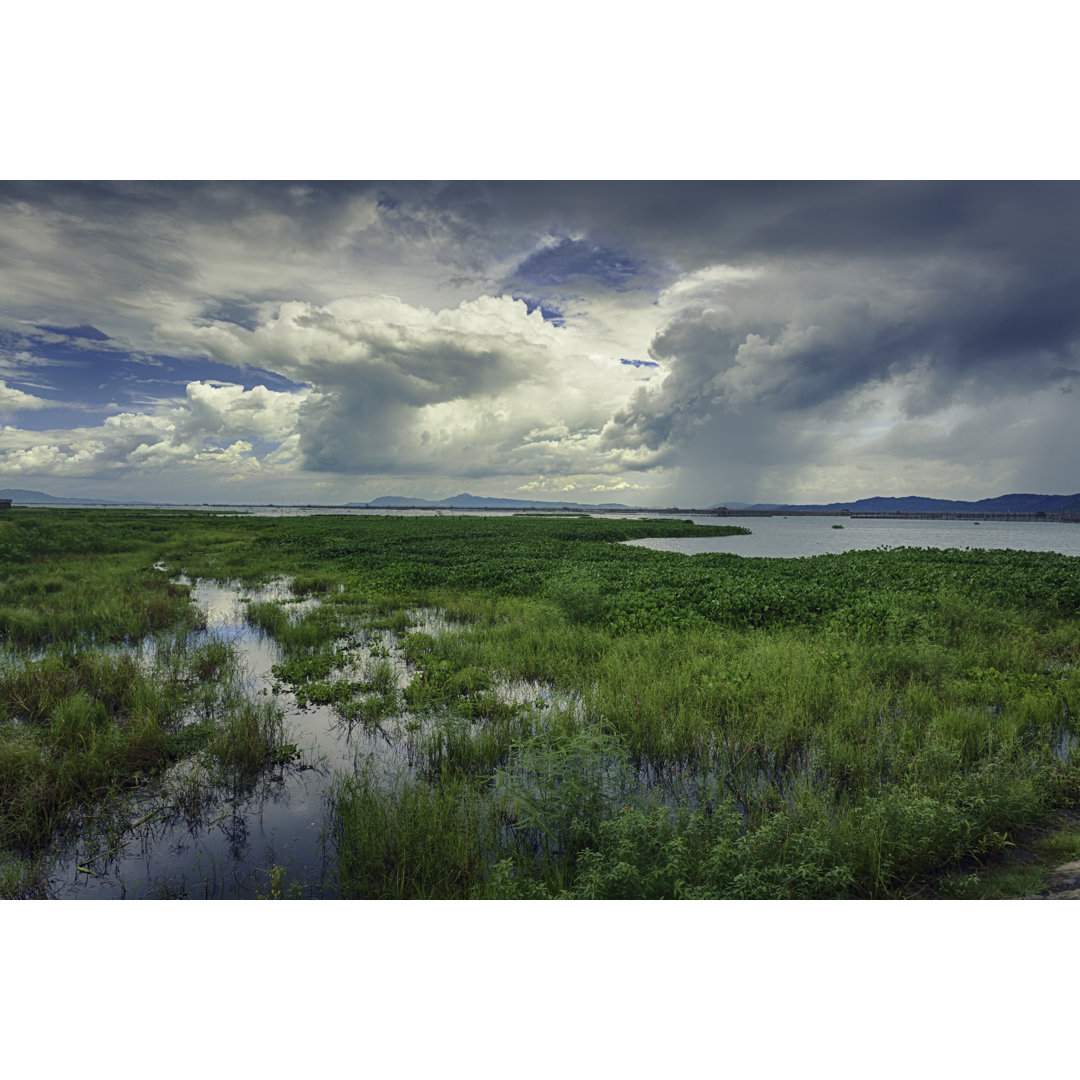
(2, 181, 1078, 507)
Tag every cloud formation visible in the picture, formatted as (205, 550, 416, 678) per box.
(0, 379, 48, 413)
(2, 181, 1079, 504)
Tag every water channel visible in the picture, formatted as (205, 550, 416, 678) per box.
(46, 577, 575, 899)
(47, 578, 449, 897)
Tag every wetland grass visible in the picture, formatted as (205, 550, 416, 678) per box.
(0, 638, 239, 852)
(330, 768, 495, 899)
(211, 699, 291, 775)
(246, 598, 348, 656)
(2, 508, 1078, 898)
(920, 818, 1080, 899)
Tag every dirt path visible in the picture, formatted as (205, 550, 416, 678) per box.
(1038, 862, 1080, 898)
(1002, 805, 1080, 899)
(903, 805, 1080, 899)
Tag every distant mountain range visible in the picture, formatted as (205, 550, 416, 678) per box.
(0, 488, 126, 505)
(712, 493, 1080, 514)
(4, 487, 1079, 515)
(353, 493, 634, 510)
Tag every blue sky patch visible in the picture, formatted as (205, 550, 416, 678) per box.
(514, 296, 566, 326)
(3, 320, 306, 430)
(620, 358, 660, 369)
(513, 238, 643, 289)
(8, 405, 116, 429)
(37, 323, 110, 341)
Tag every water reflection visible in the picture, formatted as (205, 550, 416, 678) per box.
(45, 579, 575, 898)
(48, 579, 340, 898)
(623, 515, 1080, 559)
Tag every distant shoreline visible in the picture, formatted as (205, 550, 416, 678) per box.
(6, 502, 1080, 524)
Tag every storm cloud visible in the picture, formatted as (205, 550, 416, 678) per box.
(1, 181, 1078, 505)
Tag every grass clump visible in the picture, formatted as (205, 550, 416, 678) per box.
(211, 699, 291, 774)
(0, 644, 232, 853)
(330, 768, 494, 899)
(246, 601, 346, 656)
(495, 727, 636, 862)
(290, 572, 338, 596)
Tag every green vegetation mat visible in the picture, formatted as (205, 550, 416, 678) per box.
(2, 508, 1078, 898)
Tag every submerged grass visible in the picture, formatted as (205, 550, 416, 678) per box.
(3, 507, 1079, 898)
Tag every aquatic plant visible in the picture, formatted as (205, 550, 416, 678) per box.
(211, 699, 289, 775)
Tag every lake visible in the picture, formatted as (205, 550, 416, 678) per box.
(622, 515, 1080, 559)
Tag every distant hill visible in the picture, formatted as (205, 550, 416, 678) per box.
(711, 493, 1080, 514)
(355, 492, 633, 511)
(0, 488, 125, 505)
(6, 486, 1076, 516)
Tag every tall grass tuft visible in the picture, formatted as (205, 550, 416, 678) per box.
(330, 768, 495, 899)
(211, 699, 288, 775)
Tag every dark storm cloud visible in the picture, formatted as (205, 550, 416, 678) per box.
(14, 181, 1079, 362)
(432, 180, 1080, 263)
(421, 183, 1080, 423)
(591, 184, 1080, 469)
(1, 179, 377, 228)
(10, 179, 1077, 269)
(436, 181, 1080, 352)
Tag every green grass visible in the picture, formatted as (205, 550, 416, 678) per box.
(330, 767, 496, 899)
(923, 820, 1080, 899)
(0, 637, 243, 852)
(246, 600, 347, 654)
(1033, 824, 1080, 862)
(211, 699, 291, 774)
(2, 507, 1079, 898)
(933, 860, 1049, 900)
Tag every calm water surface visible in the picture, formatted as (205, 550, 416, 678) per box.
(623, 515, 1080, 559)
